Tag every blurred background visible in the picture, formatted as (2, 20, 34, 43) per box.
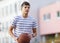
(0, 0, 60, 43)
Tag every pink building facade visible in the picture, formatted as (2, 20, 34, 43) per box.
(39, 2, 60, 35)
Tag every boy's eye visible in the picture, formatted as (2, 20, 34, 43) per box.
(24, 6, 30, 9)
(25, 7, 26, 8)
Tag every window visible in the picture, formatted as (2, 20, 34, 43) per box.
(2, 8, 4, 17)
(57, 11, 60, 17)
(10, 4, 12, 14)
(43, 13, 51, 20)
(47, 14, 50, 19)
(5, 6, 8, 15)
(15, 3, 17, 13)
(44, 14, 46, 20)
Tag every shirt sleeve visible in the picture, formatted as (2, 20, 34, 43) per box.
(11, 17, 17, 28)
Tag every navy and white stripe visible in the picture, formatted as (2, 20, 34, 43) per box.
(11, 16, 37, 37)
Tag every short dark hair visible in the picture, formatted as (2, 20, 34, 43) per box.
(21, 1, 30, 7)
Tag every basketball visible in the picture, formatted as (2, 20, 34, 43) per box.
(17, 33, 31, 43)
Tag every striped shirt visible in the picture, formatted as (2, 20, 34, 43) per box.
(11, 16, 37, 38)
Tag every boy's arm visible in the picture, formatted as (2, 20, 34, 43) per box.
(32, 28, 37, 37)
(8, 26, 17, 41)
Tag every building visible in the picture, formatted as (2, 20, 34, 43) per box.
(0, 0, 18, 31)
(39, 1, 60, 43)
(0, 0, 20, 43)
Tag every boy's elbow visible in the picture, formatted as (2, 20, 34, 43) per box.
(8, 26, 13, 35)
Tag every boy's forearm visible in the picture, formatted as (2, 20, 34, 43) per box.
(8, 26, 17, 39)
(32, 28, 37, 37)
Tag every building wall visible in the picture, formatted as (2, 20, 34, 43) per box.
(0, 0, 19, 43)
(0, 0, 18, 32)
(39, 2, 60, 35)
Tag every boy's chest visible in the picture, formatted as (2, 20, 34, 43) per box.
(16, 19, 33, 26)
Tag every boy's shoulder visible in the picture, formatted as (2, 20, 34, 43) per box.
(14, 16, 21, 19)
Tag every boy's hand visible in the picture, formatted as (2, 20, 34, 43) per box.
(32, 33, 37, 37)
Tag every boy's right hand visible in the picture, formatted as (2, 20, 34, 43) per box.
(14, 37, 18, 43)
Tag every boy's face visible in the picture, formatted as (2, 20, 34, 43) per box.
(21, 5, 30, 15)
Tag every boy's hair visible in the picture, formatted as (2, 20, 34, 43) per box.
(21, 1, 30, 7)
